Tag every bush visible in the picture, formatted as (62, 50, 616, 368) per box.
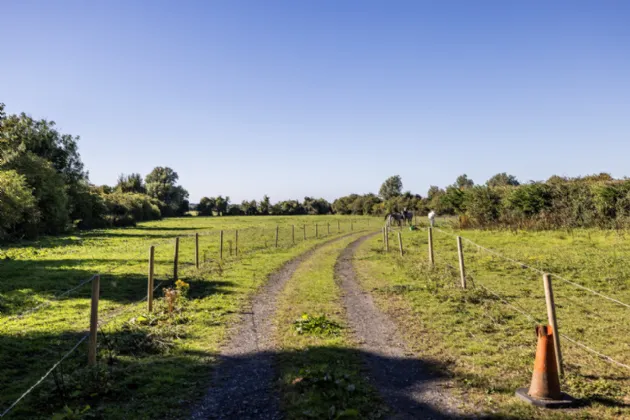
(101, 192, 162, 226)
(0, 170, 40, 239)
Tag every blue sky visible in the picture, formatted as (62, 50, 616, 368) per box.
(1, 1, 629, 203)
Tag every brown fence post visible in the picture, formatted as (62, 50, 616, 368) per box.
(327, 222, 330, 235)
(303, 224, 306, 240)
(88, 275, 100, 366)
(543, 273, 564, 377)
(275, 225, 279, 248)
(315, 223, 318, 238)
(457, 236, 466, 289)
(235, 230, 239, 256)
(195, 233, 199, 269)
(148, 246, 155, 312)
(173, 237, 180, 280)
(220, 230, 224, 260)
(398, 232, 404, 256)
(292, 225, 295, 244)
(338, 220, 340, 232)
(428, 228, 434, 266)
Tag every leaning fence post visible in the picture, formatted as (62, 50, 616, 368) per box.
(275, 225, 279, 248)
(220, 230, 224, 260)
(398, 232, 404, 256)
(148, 246, 155, 312)
(88, 275, 100, 366)
(173, 237, 180, 280)
(457, 236, 466, 288)
(235, 230, 239, 256)
(543, 273, 564, 377)
(428, 228, 434, 266)
(195, 233, 199, 269)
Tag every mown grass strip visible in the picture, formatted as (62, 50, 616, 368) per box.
(273, 233, 388, 420)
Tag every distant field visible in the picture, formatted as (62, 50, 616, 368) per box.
(355, 222, 630, 418)
(0, 215, 376, 419)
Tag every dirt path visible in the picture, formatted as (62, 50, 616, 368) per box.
(335, 234, 463, 420)
(191, 234, 357, 420)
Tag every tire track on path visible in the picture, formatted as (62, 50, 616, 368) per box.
(335, 234, 464, 420)
(191, 233, 359, 420)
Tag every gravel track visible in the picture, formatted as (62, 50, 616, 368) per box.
(335, 234, 464, 419)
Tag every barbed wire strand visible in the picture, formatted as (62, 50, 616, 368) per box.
(432, 227, 630, 311)
(0, 335, 88, 418)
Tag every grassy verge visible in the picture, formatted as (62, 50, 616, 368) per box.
(273, 233, 388, 419)
(354, 229, 630, 419)
(0, 220, 366, 419)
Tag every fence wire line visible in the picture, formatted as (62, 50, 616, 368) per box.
(432, 227, 630, 311)
(0, 334, 89, 418)
(428, 241, 630, 373)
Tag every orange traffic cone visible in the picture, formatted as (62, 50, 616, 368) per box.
(516, 325, 576, 408)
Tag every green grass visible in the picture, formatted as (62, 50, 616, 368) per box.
(273, 233, 388, 419)
(0, 215, 377, 419)
(354, 225, 630, 418)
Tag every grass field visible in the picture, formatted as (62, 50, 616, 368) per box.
(354, 221, 630, 418)
(0, 215, 375, 419)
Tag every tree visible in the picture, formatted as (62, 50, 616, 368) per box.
(116, 173, 145, 194)
(259, 195, 271, 215)
(487, 172, 519, 187)
(197, 197, 215, 216)
(455, 174, 474, 189)
(214, 196, 229, 216)
(145, 167, 189, 216)
(0, 169, 40, 239)
(379, 175, 403, 199)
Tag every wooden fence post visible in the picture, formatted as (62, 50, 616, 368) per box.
(428, 228, 434, 266)
(195, 233, 199, 269)
(275, 225, 279, 248)
(398, 232, 404, 256)
(315, 223, 318, 238)
(382, 227, 386, 249)
(173, 237, 180, 280)
(220, 230, 224, 260)
(235, 230, 239, 256)
(88, 275, 100, 366)
(385, 227, 389, 252)
(543, 273, 564, 377)
(148, 246, 155, 312)
(303, 224, 306, 240)
(338, 220, 340, 232)
(327, 223, 330, 235)
(457, 237, 466, 288)
(292, 225, 295, 244)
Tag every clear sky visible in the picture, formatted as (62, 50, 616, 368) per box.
(1, 1, 629, 203)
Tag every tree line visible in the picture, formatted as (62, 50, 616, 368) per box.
(0, 103, 190, 240)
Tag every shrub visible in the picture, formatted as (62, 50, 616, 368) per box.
(0, 170, 40, 239)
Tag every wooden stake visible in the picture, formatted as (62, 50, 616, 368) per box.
(398, 232, 404, 256)
(385, 227, 389, 252)
(303, 224, 306, 240)
(235, 230, 239, 256)
(315, 223, 318, 238)
(148, 246, 155, 312)
(275, 225, 279, 248)
(543, 273, 564, 377)
(292, 225, 295, 244)
(428, 228, 434, 266)
(88, 275, 100, 366)
(457, 237, 466, 288)
(220, 230, 224, 260)
(173, 237, 180, 280)
(195, 233, 199, 269)
(327, 223, 330, 235)
(338, 220, 340, 232)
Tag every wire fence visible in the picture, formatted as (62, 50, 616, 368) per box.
(0, 218, 373, 418)
(380, 223, 630, 376)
